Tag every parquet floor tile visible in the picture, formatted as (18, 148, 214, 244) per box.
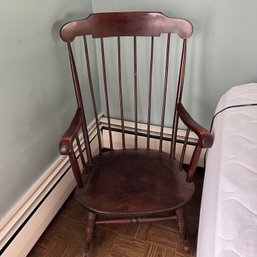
(144, 244, 175, 257)
(108, 234, 146, 257)
(90, 227, 117, 257)
(28, 169, 204, 257)
(146, 224, 178, 248)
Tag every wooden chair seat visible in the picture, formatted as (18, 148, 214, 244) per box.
(76, 149, 195, 216)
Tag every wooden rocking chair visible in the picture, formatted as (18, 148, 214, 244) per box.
(59, 12, 213, 256)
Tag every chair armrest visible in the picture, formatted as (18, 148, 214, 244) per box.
(177, 103, 213, 148)
(59, 108, 83, 155)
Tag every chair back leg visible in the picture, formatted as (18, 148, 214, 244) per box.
(175, 208, 189, 252)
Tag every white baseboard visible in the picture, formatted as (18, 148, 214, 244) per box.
(1, 166, 76, 257)
(0, 115, 101, 257)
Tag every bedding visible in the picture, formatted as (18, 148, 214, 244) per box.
(197, 83, 257, 257)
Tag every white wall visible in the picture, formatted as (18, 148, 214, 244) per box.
(93, 0, 257, 128)
(0, 0, 99, 219)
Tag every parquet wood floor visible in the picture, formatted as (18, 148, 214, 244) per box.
(28, 169, 204, 257)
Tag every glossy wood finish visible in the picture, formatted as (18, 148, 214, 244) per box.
(100, 38, 113, 150)
(147, 36, 154, 150)
(83, 36, 102, 152)
(134, 36, 138, 149)
(59, 12, 213, 256)
(171, 40, 187, 159)
(76, 150, 194, 216)
(117, 36, 126, 150)
(159, 33, 171, 153)
(66, 44, 93, 165)
(60, 12, 193, 42)
(84, 212, 96, 257)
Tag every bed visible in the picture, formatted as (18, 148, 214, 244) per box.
(197, 83, 257, 257)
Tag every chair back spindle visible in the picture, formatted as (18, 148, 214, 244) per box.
(134, 36, 138, 149)
(147, 36, 155, 150)
(67, 43, 93, 165)
(170, 39, 187, 159)
(178, 128, 190, 170)
(69, 150, 83, 188)
(76, 135, 86, 168)
(159, 33, 171, 153)
(117, 36, 126, 150)
(100, 38, 113, 150)
(83, 36, 102, 153)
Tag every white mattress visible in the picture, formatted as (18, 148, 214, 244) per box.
(197, 83, 257, 257)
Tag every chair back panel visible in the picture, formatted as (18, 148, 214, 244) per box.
(60, 12, 193, 165)
(60, 12, 193, 41)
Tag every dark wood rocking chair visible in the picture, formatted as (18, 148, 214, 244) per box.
(59, 12, 213, 256)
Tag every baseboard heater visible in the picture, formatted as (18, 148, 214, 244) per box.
(0, 115, 100, 257)
(0, 158, 76, 257)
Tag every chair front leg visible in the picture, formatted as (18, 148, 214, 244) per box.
(83, 212, 96, 257)
(175, 208, 189, 253)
